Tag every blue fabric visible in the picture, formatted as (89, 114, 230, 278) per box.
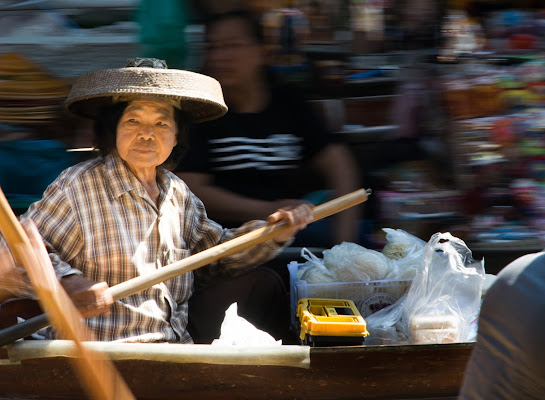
(0, 140, 76, 197)
(136, 0, 191, 69)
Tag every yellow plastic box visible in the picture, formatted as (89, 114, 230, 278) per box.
(296, 298, 369, 346)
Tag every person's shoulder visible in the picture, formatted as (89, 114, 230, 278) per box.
(164, 170, 211, 213)
(271, 81, 305, 98)
(485, 251, 545, 303)
(269, 81, 309, 109)
(497, 251, 545, 281)
(163, 169, 197, 200)
(192, 112, 231, 133)
(53, 157, 105, 189)
(164, 169, 188, 190)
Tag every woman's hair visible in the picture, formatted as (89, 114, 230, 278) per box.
(204, 9, 281, 86)
(205, 9, 265, 45)
(93, 101, 191, 170)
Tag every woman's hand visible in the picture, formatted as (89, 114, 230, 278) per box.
(266, 202, 314, 244)
(22, 218, 114, 319)
(60, 275, 113, 318)
(0, 242, 33, 302)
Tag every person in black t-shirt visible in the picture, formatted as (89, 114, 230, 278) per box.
(175, 10, 364, 248)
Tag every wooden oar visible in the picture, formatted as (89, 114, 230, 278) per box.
(0, 188, 371, 346)
(0, 188, 135, 399)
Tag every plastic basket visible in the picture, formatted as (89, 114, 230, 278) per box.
(288, 261, 413, 329)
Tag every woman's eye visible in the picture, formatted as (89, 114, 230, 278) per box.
(128, 118, 138, 123)
(156, 121, 168, 127)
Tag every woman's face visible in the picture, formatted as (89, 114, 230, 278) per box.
(116, 99, 178, 175)
(205, 17, 264, 89)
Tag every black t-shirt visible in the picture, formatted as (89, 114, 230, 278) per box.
(175, 84, 333, 202)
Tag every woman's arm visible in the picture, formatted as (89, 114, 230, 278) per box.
(177, 171, 306, 223)
(310, 143, 363, 244)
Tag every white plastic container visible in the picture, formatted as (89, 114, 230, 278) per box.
(288, 261, 413, 329)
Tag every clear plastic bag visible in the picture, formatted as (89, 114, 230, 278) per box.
(323, 242, 390, 282)
(296, 248, 335, 284)
(364, 293, 409, 345)
(401, 232, 485, 344)
(382, 228, 427, 280)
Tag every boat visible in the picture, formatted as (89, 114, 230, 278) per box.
(0, 189, 475, 399)
(0, 339, 473, 399)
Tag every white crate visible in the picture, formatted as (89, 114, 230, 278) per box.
(288, 261, 413, 329)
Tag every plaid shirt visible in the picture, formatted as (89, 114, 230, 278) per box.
(24, 152, 284, 343)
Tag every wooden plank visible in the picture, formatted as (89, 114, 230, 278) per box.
(0, 343, 473, 399)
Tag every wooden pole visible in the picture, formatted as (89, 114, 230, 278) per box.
(110, 188, 371, 300)
(0, 187, 135, 399)
(0, 188, 371, 346)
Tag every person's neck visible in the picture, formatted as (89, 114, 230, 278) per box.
(130, 166, 160, 205)
(140, 179, 160, 205)
(225, 79, 270, 113)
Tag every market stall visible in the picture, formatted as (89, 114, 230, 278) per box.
(6, 4, 545, 399)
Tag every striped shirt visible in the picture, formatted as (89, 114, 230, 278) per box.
(24, 152, 284, 343)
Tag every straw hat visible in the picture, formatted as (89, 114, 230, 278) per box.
(65, 58, 227, 123)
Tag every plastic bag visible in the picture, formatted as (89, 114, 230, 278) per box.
(382, 228, 427, 280)
(296, 248, 335, 284)
(323, 242, 391, 282)
(364, 293, 409, 345)
(212, 303, 281, 346)
(401, 232, 485, 344)
(382, 228, 426, 260)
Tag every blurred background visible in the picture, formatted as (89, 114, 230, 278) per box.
(1, 0, 545, 273)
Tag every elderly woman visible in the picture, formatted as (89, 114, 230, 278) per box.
(1, 58, 312, 344)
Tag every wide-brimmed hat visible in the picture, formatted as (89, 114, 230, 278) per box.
(64, 58, 227, 123)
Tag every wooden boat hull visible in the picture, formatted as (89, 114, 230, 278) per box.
(0, 340, 473, 399)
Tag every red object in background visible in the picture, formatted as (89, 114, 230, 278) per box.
(463, 186, 485, 216)
(492, 117, 516, 145)
(527, 81, 545, 104)
(507, 33, 538, 50)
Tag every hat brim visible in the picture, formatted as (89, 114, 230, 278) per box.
(64, 67, 227, 123)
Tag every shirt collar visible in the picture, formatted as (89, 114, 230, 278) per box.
(105, 151, 176, 201)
